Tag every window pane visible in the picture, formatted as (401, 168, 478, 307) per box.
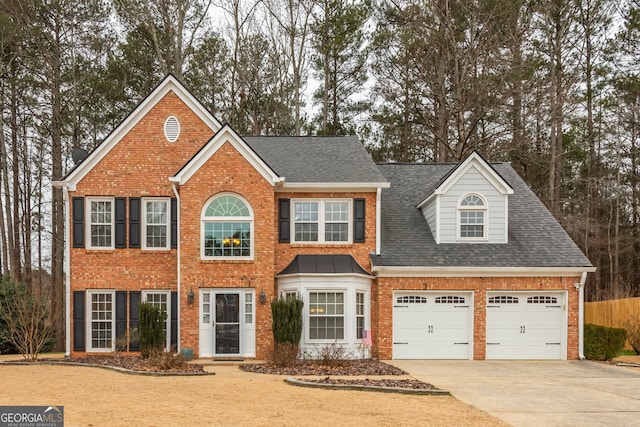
(460, 211, 484, 238)
(205, 195, 250, 217)
(356, 292, 365, 339)
(461, 195, 484, 206)
(294, 202, 318, 221)
(325, 223, 348, 242)
(308, 292, 344, 341)
(90, 200, 112, 247)
(324, 202, 348, 242)
(324, 202, 348, 222)
(90, 293, 113, 349)
(203, 222, 251, 257)
(145, 201, 169, 248)
(295, 223, 318, 241)
(146, 225, 167, 248)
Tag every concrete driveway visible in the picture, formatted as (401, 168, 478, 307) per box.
(390, 360, 640, 427)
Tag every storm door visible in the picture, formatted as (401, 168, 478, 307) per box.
(200, 290, 254, 357)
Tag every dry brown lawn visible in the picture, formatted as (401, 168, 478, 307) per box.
(0, 360, 508, 427)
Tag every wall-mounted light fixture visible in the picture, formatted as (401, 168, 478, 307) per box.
(259, 290, 266, 305)
(187, 289, 195, 305)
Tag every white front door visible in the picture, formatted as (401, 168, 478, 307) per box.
(199, 289, 255, 358)
(393, 291, 473, 359)
(486, 292, 566, 360)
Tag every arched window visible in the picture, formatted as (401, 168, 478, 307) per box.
(458, 194, 487, 239)
(201, 194, 253, 259)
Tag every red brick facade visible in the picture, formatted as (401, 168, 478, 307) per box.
(63, 80, 588, 360)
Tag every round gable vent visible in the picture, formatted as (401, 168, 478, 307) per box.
(164, 116, 180, 142)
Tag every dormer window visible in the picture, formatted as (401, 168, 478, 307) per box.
(458, 194, 487, 240)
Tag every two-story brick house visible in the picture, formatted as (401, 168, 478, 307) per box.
(53, 75, 595, 361)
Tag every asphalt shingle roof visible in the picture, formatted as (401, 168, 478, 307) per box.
(243, 136, 387, 183)
(373, 163, 593, 268)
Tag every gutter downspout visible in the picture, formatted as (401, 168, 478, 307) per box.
(376, 187, 381, 255)
(172, 183, 181, 353)
(62, 185, 71, 357)
(577, 271, 588, 360)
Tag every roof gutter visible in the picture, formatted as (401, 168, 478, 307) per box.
(371, 265, 597, 277)
(577, 271, 588, 360)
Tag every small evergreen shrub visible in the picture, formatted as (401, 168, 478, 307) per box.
(139, 303, 166, 358)
(271, 294, 303, 367)
(584, 323, 627, 361)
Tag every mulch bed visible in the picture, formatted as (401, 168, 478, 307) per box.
(27, 356, 206, 374)
(240, 359, 407, 376)
(241, 360, 440, 391)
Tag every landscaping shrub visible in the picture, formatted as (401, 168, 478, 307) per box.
(584, 323, 627, 361)
(0, 277, 54, 360)
(147, 350, 186, 370)
(0, 279, 18, 354)
(139, 303, 166, 358)
(271, 294, 303, 367)
(318, 342, 348, 367)
(624, 316, 640, 354)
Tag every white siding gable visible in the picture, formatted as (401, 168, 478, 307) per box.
(418, 152, 512, 244)
(438, 166, 507, 243)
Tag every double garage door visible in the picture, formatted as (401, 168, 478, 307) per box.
(392, 291, 566, 360)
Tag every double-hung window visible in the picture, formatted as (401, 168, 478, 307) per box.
(458, 194, 487, 240)
(293, 199, 350, 243)
(356, 292, 365, 339)
(142, 198, 170, 250)
(309, 291, 344, 340)
(87, 290, 115, 351)
(143, 291, 170, 349)
(202, 194, 253, 259)
(87, 197, 114, 249)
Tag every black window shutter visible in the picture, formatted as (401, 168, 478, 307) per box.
(353, 198, 366, 243)
(115, 198, 126, 248)
(278, 198, 290, 243)
(72, 197, 85, 248)
(115, 291, 127, 345)
(170, 291, 178, 349)
(129, 198, 141, 248)
(129, 291, 141, 351)
(73, 291, 85, 351)
(171, 198, 178, 249)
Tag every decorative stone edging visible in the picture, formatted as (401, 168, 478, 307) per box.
(284, 377, 450, 395)
(0, 360, 214, 377)
(616, 362, 640, 368)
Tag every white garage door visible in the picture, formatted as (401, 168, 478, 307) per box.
(393, 292, 472, 359)
(486, 292, 566, 360)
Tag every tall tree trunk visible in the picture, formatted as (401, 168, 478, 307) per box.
(435, 0, 449, 162)
(1, 73, 16, 280)
(10, 63, 21, 281)
(49, 10, 65, 352)
(0, 81, 9, 277)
